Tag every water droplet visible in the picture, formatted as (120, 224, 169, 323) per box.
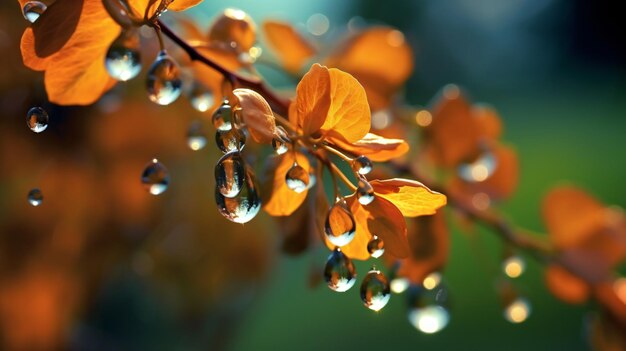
(407, 283, 451, 333)
(23, 1, 47, 23)
(215, 169, 261, 223)
(215, 151, 245, 198)
(215, 128, 246, 154)
(187, 121, 207, 151)
(26, 107, 49, 133)
(27, 188, 43, 206)
(189, 86, 214, 112)
(502, 255, 525, 279)
(422, 272, 442, 290)
(390, 277, 410, 294)
(141, 159, 170, 195)
(352, 155, 372, 175)
(361, 268, 391, 311)
(212, 101, 233, 131)
(367, 235, 385, 258)
(356, 179, 375, 205)
(458, 151, 496, 182)
(105, 29, 141, 81)
(324, 248, 357, 292)
(504, 297, 531, 323)
(324, 200, 356, 247)
(285, 162, 309, 193)
(146, 51, 182, 105)
(272, 138, 289, 155)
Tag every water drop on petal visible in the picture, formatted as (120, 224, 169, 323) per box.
(367, 235, 385, 258)
(361, 268, 391, 311)
(141, 159, 170, 195)
(27, 188, 43, 206)
(26, 107, 49, 133)
(105, 29, 142, 81)
(146, 51, 182, 105)
(187, 121, 207, 151)
(23, 1, 47, 23)
(215, 151, 245, 198)
(324, 248, 357, 292)
(215, 169, 261, 223)
(352, 155, 372, 175)
(324, 200, 356, 247)
(356, 179, 375, 205)
(215, 128, 246, 153)
(212, 101, 233, 131)
(285, 162, 309, 193)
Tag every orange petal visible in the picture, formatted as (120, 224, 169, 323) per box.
(330, 133, 409, 162)
(233, 88, 276, 143)
(21, 0, 120, 105)
(544, 264, 590, 304)
(370, 178, 447, 217)
(167, 0, 204, 11)
(472, 104, 502, 140)
(263, 152, 310, 216)
(262, 20, 316, 74)
(208, 8, 257, 52)
(295, 63, 331, 136)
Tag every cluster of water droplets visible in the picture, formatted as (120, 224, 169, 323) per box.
(25, 105, 50, 206)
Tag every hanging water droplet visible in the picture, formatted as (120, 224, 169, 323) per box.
(285, 162, 309, 193)
(146, 51, 182, 105)
(141, 159, 170, 195)
(189, 86, 214, 112)
(212, 101, 233, 131)
(407, 281, 451, 333)
(215, 169, 261, 223)
(187, 121, 207, 151)
(27, 188, 43, 206)
(324, 248, 357, 292)
(324, 199, 356, 247)
(105, 29, 142, 81)
(367, 235, 385, 258)
(356, 179, 375, 205)
(361, 268, 391, 311)
(272, 138, 289, 155)
(22, 1, 47, 23)
(26, 107, 49, 133)
(458, 151, 497, 182)
(352, 155, 373, 175)
(215, 128, 246, 153)
(215, 151, 245, 198)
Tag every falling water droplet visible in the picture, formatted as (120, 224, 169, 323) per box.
(215, 128, 246, 153)
(361, 268, 391, 311)
(324, 199, 356, 247)
(27, 188, 43, 206)
(324, 248, 357, 292)
(105, 29, 142, 81)
(285, 162, 309, 193)
(146, 51, 182, 105)
(141, 159, 170, 195)
(215, 151, 245, 198)
(189, 86, 214, 112)
(458, 151, 496, 182)
(352, 155, 372, 175)
(215, 169, 261, 223)
(272, 138, 289, 155)
(407, 283, 451, 333)
(356, 179, 375, 205)
(367, 235, 385, 258)
(212, 101, 233, 131)
(26, 107, 49, 133)
(187, 121, 207, 151)
(22, 1, 47, 23)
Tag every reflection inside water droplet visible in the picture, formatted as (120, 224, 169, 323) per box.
(215, 169, 261, 224)
(285, 162, 309, 193)
(141, 159, 170, 195)
(23, 1, 47, 23)
(27, 188, 43, 206)
(26, 107, 49, 133)
(360, 268, 391, 311)
(212, 101, 233, 131)
(357, 180, 375, 205)
(215, 128, 245, 154)
(146, 51, 182, 105)
(324, 200, 356, 247)
(324, 248, 357, 292)
(352, 155, 372, 175)
(105, 29, 142, 81)
(215, 151, 245, 198)
(367, 235, 385, 258)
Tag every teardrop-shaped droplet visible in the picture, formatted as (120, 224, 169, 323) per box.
(212, 101, 233, 131)
(23, 1, 47, 23)
(407, 281, 451, 333)
(367, 235, 385, 258)
(141, 159, 170, 195)
(189, 86, 214, 112)
(215, 169, 261, 223)
(215, 128, 246, 153)
(105, 29, 142, 81)
(215, 151, 245, 198)
(146, 51, 182, 105)
(458, 151, 496, 182)
(27, 188, 43, 206)
(324, 200, 356, 247)
(352, 155, 373, 175)
(187, 121, 207, 151)
(272, 137, 289, 155)
(324, 248, 357, 292)
(26, 107, 49, 133)
(285, 162, 309, 193)
(356, 179, 375, 205)
(360, 268, 391, 311)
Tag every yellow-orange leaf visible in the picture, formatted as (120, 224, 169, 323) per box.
(472, 104, 502, 140)
(262, 20, 316, 74)
(370, 179, 446, 217)
(167, 0, 204, 11)
(233, 88, 276, 143)
(544, 264, 590, 304)
(294, 63, 331, 135)
(263, 152, 310, 216)
(331, 133, 409, 162)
